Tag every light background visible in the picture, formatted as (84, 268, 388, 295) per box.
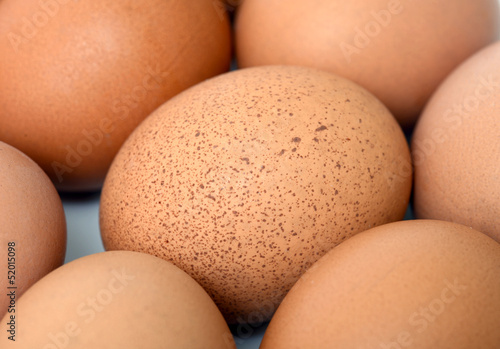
(61, 3, 500, 346)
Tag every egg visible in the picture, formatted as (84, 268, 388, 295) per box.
(0, 141, 66, 317)
(0, 251, 235, 348)
(412, 41, 500, 243)
(100, 65, 412, 323)
(261, 220, 500, 349)
(235, 0, 500, 128)
(0, 0, 231, 192)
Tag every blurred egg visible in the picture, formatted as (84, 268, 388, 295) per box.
(412, 41, 500, 242)
(0, 251, 235, 348)
(261, 220, 500, 349)
(235, 0, 500, 128)
(0, 0, 231, 192)
(100, 65, 412, 323)
(0, 141, 66, 317)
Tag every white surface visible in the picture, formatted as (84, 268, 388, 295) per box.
(62, 193, 103, 264)
(62, 194, 265, 348)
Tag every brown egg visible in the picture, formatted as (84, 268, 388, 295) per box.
(0, 0, 231, 192)
(0, 251, 235, 348)
(0, 141, 66, 318)
(235, 0, 500, 128)
(261, 220, 500, 349)
(412, 41, 500, 243)
(100, 65, 412, 323)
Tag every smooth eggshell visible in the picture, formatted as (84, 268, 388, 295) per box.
(261, 220, 500, 349)
(412, 41, 500, 242)
(0, 251, 235, 349)
(235, 0, 500, 128)
(100, 65, 412, 323)
(0, 0, 231, 192)
(0, 141, 66, 317)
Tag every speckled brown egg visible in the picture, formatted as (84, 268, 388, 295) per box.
(100, 65, 412, 323)
(235, 0, 500, 128)
(261, 220, 500, 349)
(412, 41, 500, 243)
(0, 141, 66, 318)
(0, 251, 235, 348)
(0, 0, 231, 192)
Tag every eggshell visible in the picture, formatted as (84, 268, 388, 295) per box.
(100, 65, 412, 323)
(0, 0, 231, 192)
(0, 141, 66, 317)
(0, 251, 235, 349)
(412, 41, 500, 242)
(261, 220, 500, 349)
(235, 0, 500, 128)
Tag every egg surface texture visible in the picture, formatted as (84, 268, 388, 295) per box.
(235, 0, 500, 128)
(0, 251, 236, 349)
(100, 65, 412, 323)
(412, 41, 500, 243)
(0, 141, 66, 317)
(261, 220, 500, 349)
(0, 0, 231, 192)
